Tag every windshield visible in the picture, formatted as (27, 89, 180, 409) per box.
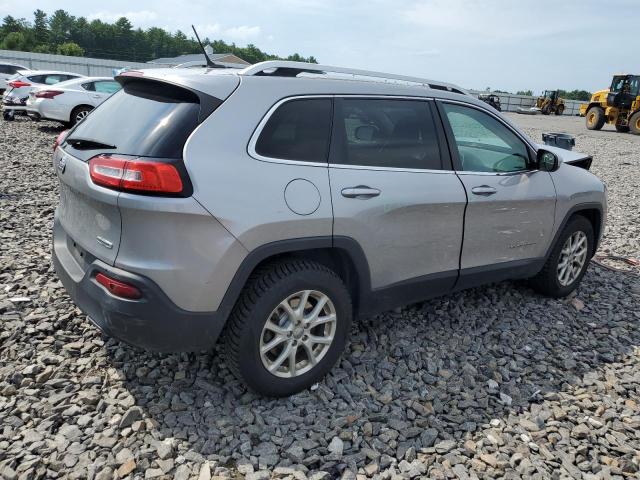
(610, 76, 626, 93)
(628, 76, 640, 96)
(66, 80, 201, 161)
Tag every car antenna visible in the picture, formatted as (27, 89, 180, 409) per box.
(191, 25, 224, 69)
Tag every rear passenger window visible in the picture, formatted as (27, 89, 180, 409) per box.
(28, 75, 46, 84)
(334, 98, 442, 169)
(255, 98, 332, 163)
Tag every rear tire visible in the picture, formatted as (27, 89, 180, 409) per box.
(70, 105, 93, 126)
(586, 107, 605, 130)
(528, 216, 594, 298)
(629, 111, 640, 135)
(223, 260, 352, 397)
(3, 110, 14, 121)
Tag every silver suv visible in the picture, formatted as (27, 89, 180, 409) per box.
(52, 61, 606, 396)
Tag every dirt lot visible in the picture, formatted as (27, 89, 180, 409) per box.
(0, 114, 639, 480)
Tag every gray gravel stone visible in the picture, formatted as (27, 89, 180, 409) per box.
(1, 116, 639, 479)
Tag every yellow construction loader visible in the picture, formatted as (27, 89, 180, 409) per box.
(536, 90, 565, 115)
(580, 74, 640, 134)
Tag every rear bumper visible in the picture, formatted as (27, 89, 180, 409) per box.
(53, 220, 226, 353)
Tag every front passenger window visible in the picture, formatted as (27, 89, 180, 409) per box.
(442, 103, 530, 173)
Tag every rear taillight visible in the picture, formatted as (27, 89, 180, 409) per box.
(95, 273, 142, 299)
(53, 130, 69, 151)
(35, 90, 64, 99)
(8, 80, 31, 88)
(89, 155, 184, 194)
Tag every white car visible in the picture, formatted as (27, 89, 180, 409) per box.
(27, 77, 121, 126)
(2, 70, 85, 120)
(0, 62, 28, 93)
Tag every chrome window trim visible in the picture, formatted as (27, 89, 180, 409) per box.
(330, 163, 454, 174)
(247, 94, 333, 168)
(456, 169, 540, 176)
(248, 94, 455, 172)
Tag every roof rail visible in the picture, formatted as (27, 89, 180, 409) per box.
(240, 61, 467, 95)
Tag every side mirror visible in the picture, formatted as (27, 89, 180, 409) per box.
(537, 149, 559, 172)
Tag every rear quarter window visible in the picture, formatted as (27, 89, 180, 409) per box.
(255, 98, 332, 163)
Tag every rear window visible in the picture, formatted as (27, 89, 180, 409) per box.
(0, 65, 18, 74)
(66, 80, 202, 160)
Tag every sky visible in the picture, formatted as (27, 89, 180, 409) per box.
(1, 0, 637, 93)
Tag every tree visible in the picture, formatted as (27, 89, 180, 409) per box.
(0, 9, 317, 65)
(56, 41, 84, 56)
(1, 15, 28, 35)
(558, 89, 591, 101)
(516, 90, 533, 96)
(48, 9, 75, 46)
(33, 44, 51, 53)
(1, 31, 29, 50)
(33, 9, 48, 44)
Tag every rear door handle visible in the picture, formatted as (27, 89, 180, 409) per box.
(471, 185, 497, 196)
(341, 186, 381, 199)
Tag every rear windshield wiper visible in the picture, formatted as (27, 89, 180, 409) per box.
(66, 138, 117, 150)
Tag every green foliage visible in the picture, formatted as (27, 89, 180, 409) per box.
(56, 41, 84, 56)
(1, 31, 29, 50)
(516, 90, 533, 96)
(33, 44, 51, 53)
(557, 89, 591, 101)
(0, 10, 317, 64)
(33, 10, 48, 44)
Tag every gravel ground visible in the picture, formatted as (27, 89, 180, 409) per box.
(1, 114, 639, 480)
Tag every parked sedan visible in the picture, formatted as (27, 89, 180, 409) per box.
(27, 77, 121, 126)
(2, 70, 85, 120)
(0, 62, 28, 93)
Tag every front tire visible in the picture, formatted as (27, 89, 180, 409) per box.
(555, 104, 565, 116)
(529, 215, 594, 298)
(586, 107, 605, 130)
(629, 111, 640, 135)
(223, 260, 352, 397)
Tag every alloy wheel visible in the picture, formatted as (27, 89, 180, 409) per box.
(259, 290, 337, 378)
(76, 110, 90, 122)
(557, 231, 588, 286)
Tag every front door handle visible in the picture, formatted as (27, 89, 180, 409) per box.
(341, 186, 381, 199)
(471, 185, 497, 196)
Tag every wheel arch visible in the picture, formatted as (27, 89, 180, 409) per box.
(69, 104, 93, 122)
(545, 203, 604, 263)
(216, 236, 372, 321)
(585, 102, 603, 113)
